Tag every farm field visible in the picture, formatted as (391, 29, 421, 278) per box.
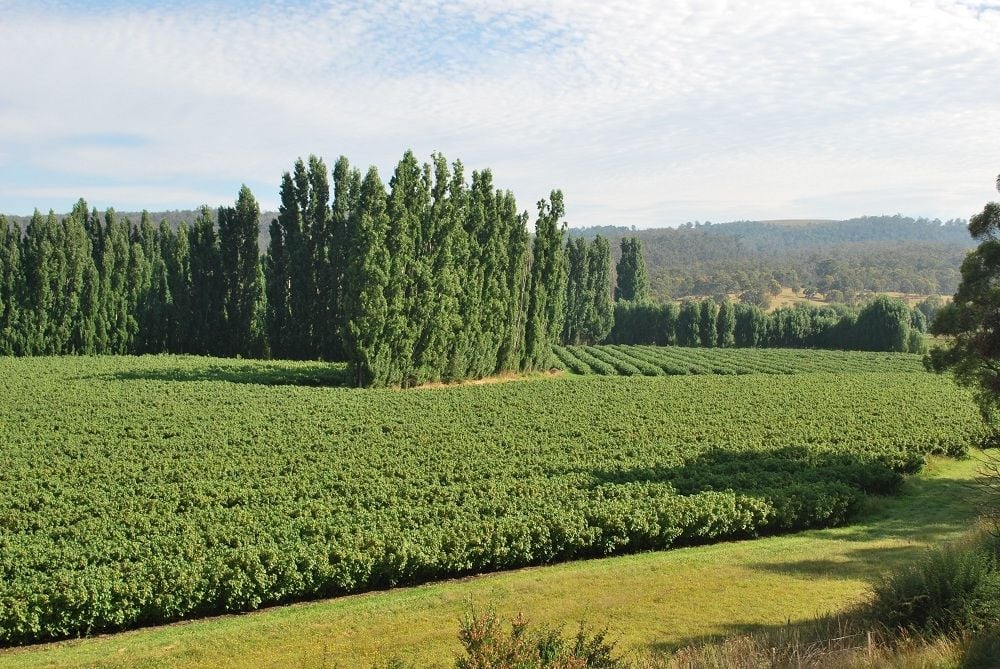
(3, 454, 986, 668)
(0, 354, 986, 648)
(551, 344, 924, 376)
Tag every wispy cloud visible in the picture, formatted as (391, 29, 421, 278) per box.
(1, 0, 998, 225)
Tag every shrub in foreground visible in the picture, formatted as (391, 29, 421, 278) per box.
(869, 533, 1000, 635)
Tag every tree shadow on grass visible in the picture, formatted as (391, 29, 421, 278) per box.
(566, 447, 985, 579)
(93, 361, 352, 387)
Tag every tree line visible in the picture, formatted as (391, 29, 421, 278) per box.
(0, 160, 935, 384)
(0, 152, 573, 386)
(610, 294, 928, 353)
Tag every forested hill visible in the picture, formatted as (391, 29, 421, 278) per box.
(570, 216, 974, 300)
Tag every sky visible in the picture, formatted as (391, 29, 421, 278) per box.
(1, 0, 999, 228)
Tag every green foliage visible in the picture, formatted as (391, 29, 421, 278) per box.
(0, 356, 983, 644)
(554, 345, 928, 377)
(563, 235, 614, 345)
(698, 298, 718, 348)
(676, 300, 700, 347)
(456, 610, 625, 669)
(869, 533, 1000, 635)
(853, 295, 912, 352)
(715, 298, 735, 348)
(524, 192, 568, 370)
(613, 237, 649, 302)
(611, 298, 923, 353)
(343, 167, 393, 387)
(927, 175, 1000, 430)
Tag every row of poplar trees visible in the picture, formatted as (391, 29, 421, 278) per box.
(0, 151, 575, 387)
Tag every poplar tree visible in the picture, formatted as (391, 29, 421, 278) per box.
(409, 159, 441, 383)
(265, 215, 289, 356)
(163, 221, 192, 352)
(188, 207, 224, 355)
(677, 300, 701, 347)
(328, 156, 359, 361)
(734, 303, 767, 347)
(342, 167, 392, 387)
(716, 297, 736, 348)
(218, 185, 266, 357)
(498, 192, 530, 373)
(306, 155, 337, 359)
(614, 237, 649, 302)
(63, 200, 98, 354)
(523, 191, 567, 369)
(585, 235, 614, 344)
(0, 217, 22, 354)
(446, 160, 476, 378)
(385, 151, 422, 385)
(699, 298, 719, 347)
(562, 237, 590, 345)
(21, 211, 58, 354)
(102, 212, 132, 353)
(281, 161, 314, 358)
(417, 154, 461, 380)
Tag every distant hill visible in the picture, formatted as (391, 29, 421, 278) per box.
(569, 215, 973, 299)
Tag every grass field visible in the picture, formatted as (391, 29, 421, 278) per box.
(2, 453, 986, 668)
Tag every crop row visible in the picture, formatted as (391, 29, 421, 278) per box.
(551, 345, 926, 376)
(0, 355, 983, 644)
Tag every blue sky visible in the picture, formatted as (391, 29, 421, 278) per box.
(1, 0, 999, 227)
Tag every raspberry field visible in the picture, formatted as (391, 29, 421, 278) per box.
(0, 353, 985, 645)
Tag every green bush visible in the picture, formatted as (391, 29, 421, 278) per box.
(869, 534, 1000, 634)
(456, 610, 626, 669)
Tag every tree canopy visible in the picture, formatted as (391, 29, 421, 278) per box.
(927, 174, 1000, 431)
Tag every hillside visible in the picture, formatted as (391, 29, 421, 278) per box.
(570, 215, 973, 300)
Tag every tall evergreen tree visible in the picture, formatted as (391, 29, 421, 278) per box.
(614, 237, 649, 302)
(699, 298, 719, 347)
(716, 297, 736, 348)
(188, 206, 224, 355)
(306, 155, 337, 359)
(328, 156, 359, 362)
(21, 211, 60, 354)
(417, 154, 461, 380)
(0, 217, 22, 354)
(585, 235, 614, 344)
(497, 191, 531, 373)
(163, 221, 192, 352)
(218, 185, 266, 357)
(523, 191, 567, 369)
(677, 299, 701, 347)
(562, 236, 591, 345)
(342, 167, 392, 387)
(446, 160, 477, 378)
(264, 214, 289, 357)
(384, 150, 423, 385)
(63, 200, 98, 354)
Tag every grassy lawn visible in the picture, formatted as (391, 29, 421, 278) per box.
(4, 452, 987, 669)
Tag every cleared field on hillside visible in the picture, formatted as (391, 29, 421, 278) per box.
(552, 344, 925, 376)
(0, 356, 985, 646)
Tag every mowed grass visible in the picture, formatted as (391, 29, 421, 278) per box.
(3, 453, 987, 669)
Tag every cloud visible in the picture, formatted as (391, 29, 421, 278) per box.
(0, 0, 998, 225)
